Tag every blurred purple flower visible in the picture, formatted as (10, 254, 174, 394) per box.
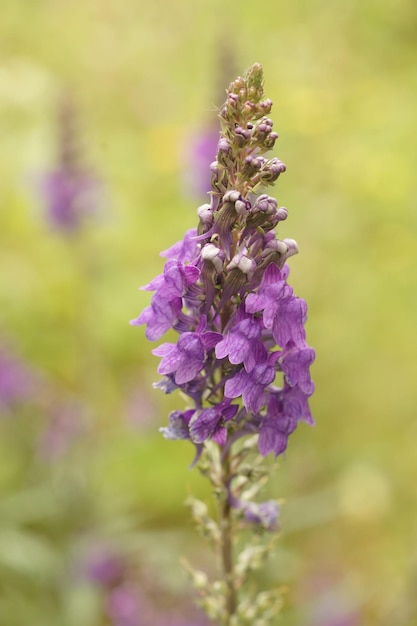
(37, 402, 85, 461)
(182, 127, 219, 199)
(40, 168, 100, 233)
(39, 94, 101, 234)
(107, 585, 143, 626)
(81, 544, 126, 587)
(242, 500, 280, 531)
(125, 384, 157, 430)
(0, 345, 36, 413)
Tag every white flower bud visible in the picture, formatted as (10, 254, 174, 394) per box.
(223, 190, 240, 203)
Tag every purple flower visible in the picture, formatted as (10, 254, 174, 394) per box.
(258, 385, 314, 457)
(160, 409, 194, 440)
(130, 296, 182, 341)
(246, 263, 307, 348)
(225, 351, 280, 413)
(131, 260, 201, 341)
(215, 317, 263, 372)
(182, 127, 220, 198)
(39, 95, 101, 234)
(152, 317, 221, 385)
(242, 500, 280, 531)
(0, 346, 36, 412)
(160, 228, 199, 262)
(37, 402, 85, 461)
(278, 341, 315, 394)
(107, 585, 141, 626)
(141, 259, 200, 300)
(189, 402, 239, 446)
(81, 544, 125, 587)
(40, 168, 100, 233)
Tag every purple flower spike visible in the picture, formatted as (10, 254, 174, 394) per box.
(39, 95, 101, 234)
(134, 64, 315, 458)
(41, 169, 100, 233)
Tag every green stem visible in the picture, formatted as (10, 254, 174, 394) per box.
(220, 446, 237, 624)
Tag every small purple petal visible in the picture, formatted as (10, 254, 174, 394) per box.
(160, 228, 199, 262)
(243, 500, 280, 531)
(279, 343, 315, 394)
(160, 409, 194, 440)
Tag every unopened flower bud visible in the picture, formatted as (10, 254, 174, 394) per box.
(253, 194, 277, 215)
(201, 243, 224, 274)
(217, 138, 231, 152)
(235, 199, 248, 217)
(276, 207, 288, 221)
(261, 158, 286, 183)
(227, 251, 255, 277)
(223, 190, 240, 203)
(282, 238, 299, 259)
(197, 203, 213, 221)
(276, 240, 288, 256)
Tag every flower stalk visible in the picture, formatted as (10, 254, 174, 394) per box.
(132, 63, 315, 624)
(220, 447, 236, 623)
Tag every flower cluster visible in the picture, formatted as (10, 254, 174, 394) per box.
(132, 64, 314, 460)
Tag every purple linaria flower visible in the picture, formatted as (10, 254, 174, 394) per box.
(215, 316, 263, 372)
(160, 409, 195, 440)
(152, 317, 221, 384)
(225, 350, 280, 413)
(133, 64, 315, 457)
(189, 401, 239, 446)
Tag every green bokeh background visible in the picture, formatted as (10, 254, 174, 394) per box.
(1, 0, 416, 624)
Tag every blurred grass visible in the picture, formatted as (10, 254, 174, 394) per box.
(0, 0, 417, 624)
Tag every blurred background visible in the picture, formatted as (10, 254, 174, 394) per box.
(1, 0, 416, 624)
